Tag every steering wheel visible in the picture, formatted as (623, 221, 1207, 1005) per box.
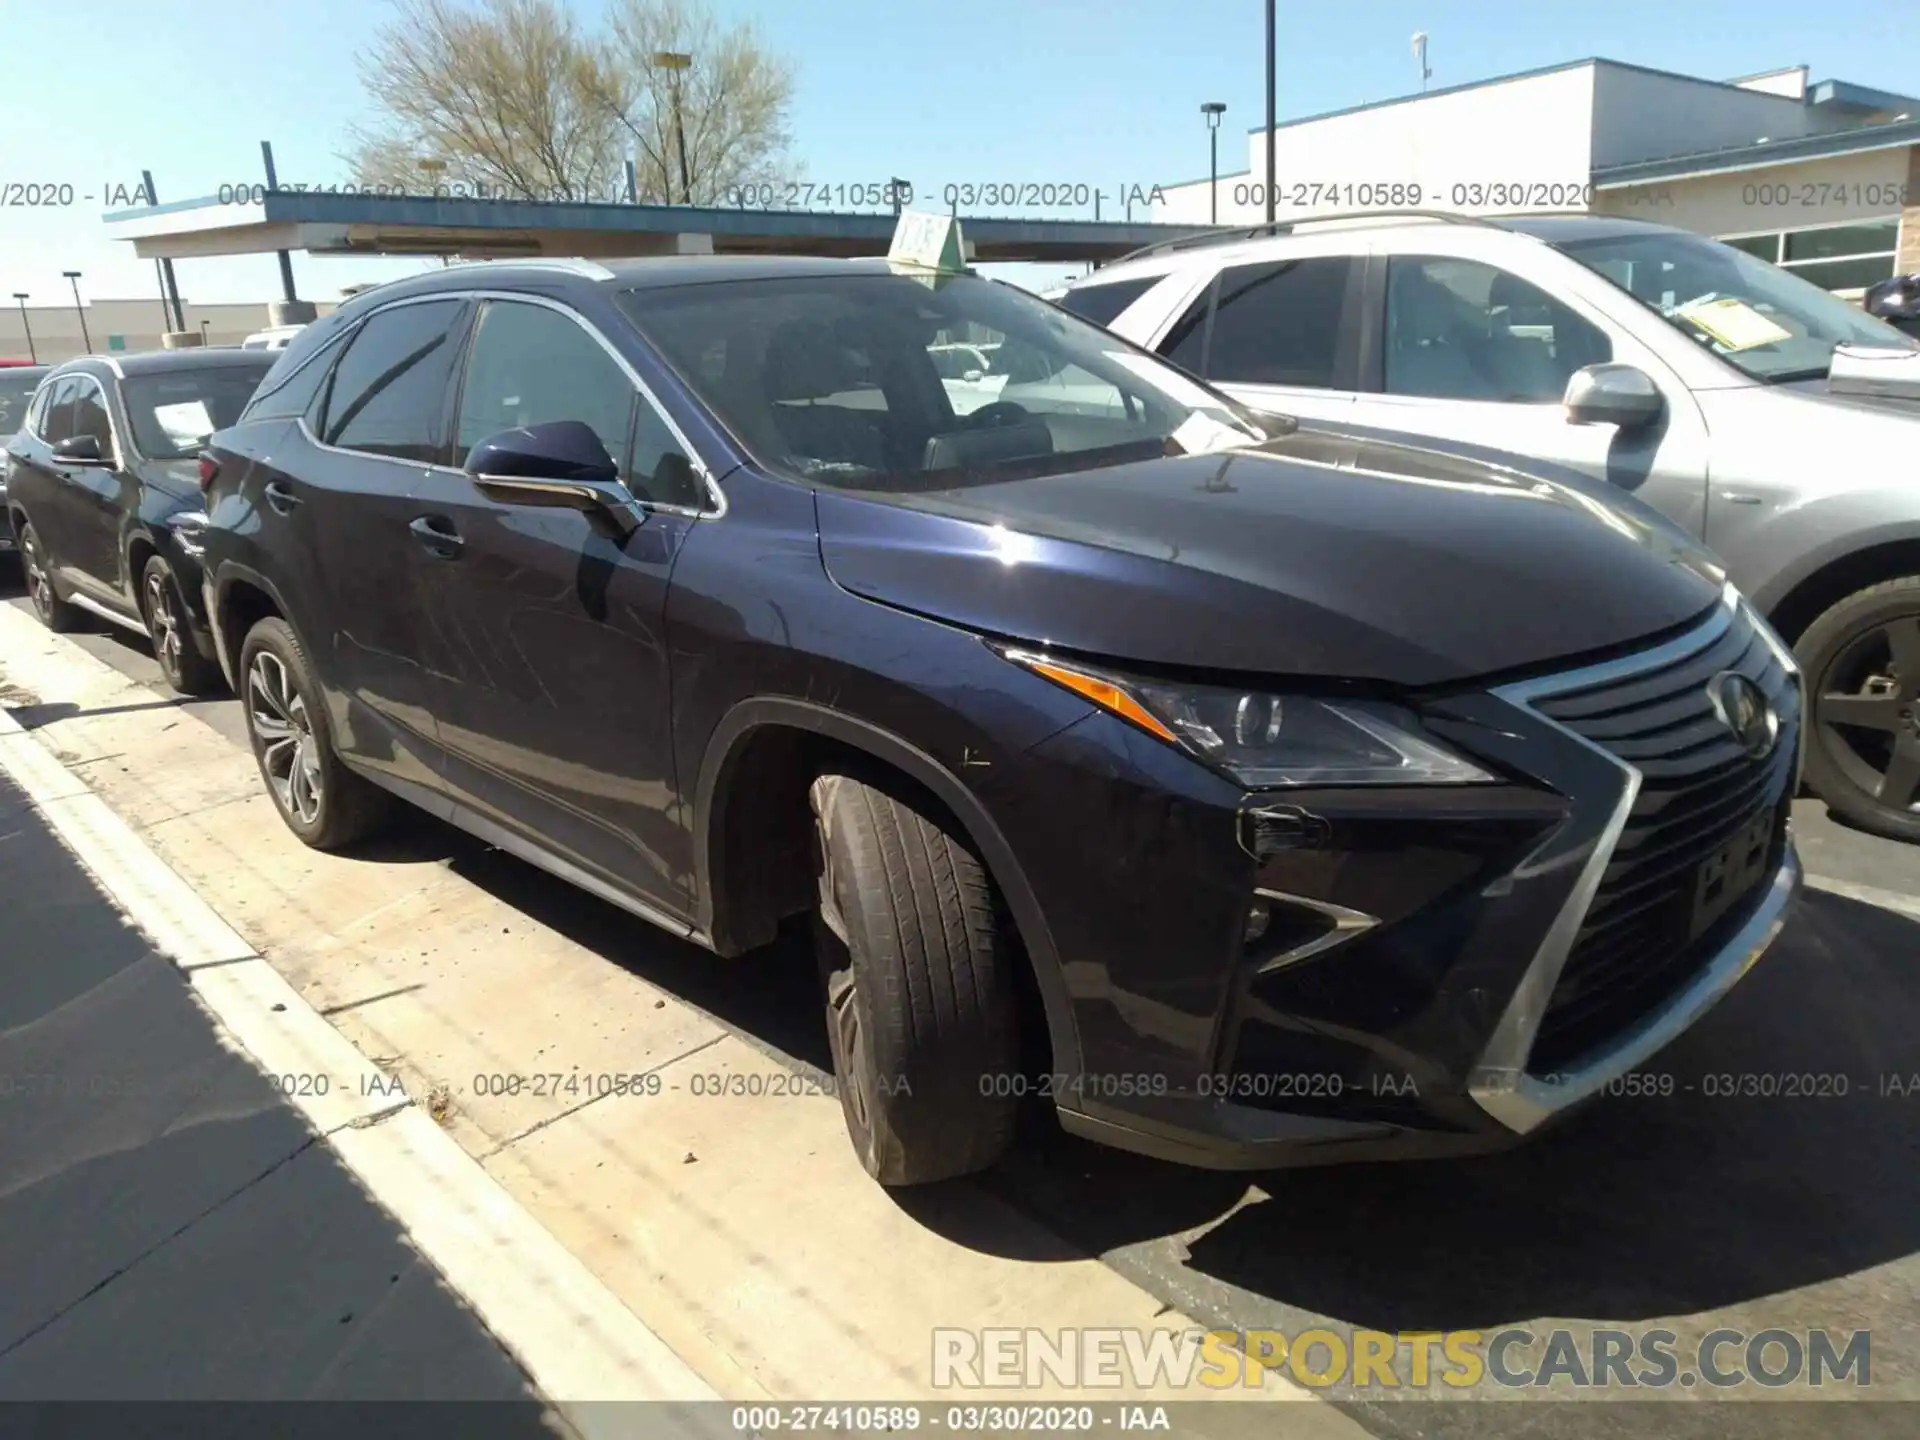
(965, 401, 1032, 430)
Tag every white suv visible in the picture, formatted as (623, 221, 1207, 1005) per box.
(1063, 212, 1920, 842)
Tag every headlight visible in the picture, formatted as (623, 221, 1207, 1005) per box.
(1001, 648, 1496, 788)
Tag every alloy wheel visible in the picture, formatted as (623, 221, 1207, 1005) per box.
(22, 530, 55, 624)
(825, 965, 872, 1134)
(1815, 612, 1920, 815)
(145, 570, 184, 681)
(247, 649, 323, 825)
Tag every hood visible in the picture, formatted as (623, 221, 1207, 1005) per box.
(815, 428, 1725, 687)
(1777, 375, 1920, 420)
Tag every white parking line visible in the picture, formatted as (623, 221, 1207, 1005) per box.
(0, 704, 720, 1407)
(1801, 872, 1920, 921)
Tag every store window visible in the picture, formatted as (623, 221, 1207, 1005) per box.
(1714, 218, 1899, 296)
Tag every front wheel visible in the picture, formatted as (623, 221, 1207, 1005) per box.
(809, 772, 1020, 1186)
(239, 616, 393, 849)
(18, 521, 80, 633)
(1797, 576, 1920, 843)
(142, 554, 223, 697)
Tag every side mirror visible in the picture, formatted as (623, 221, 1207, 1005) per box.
(465, 421, 638, 542)
(1563, 364, 1663, 430)
(52, 434, 109, 465)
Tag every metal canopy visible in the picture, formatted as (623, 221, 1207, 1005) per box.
(104, 190, 1210, 265)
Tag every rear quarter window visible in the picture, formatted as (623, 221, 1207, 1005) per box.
(1056, 275, 1161, 329)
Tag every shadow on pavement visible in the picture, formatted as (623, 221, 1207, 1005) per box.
(0, 777, 559, 1416)
(983, 889, 1920, 1330)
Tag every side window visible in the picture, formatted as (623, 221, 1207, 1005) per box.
(245, 325, 354, 423)
(71, 379, 115, 454)
(1056, 275, 1160, 329)
(320, 299, 467, 462)
(24, 381, 54, 437)
(456, 299, 696, 504)
(1158, 281, 1214, 373)
(1384, 257, 1613, 403)
(1205, 256, 1355, 388)
(39, 377, 80, 446)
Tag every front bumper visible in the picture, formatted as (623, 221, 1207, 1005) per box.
(1020, 588, 1805, 1170)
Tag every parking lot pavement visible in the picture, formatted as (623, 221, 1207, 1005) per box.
(0, 769, 557, 1423)
(3, 591, 1916, 1438)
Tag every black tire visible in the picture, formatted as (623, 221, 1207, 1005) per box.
(809, 772, 1020, 1185)
(18, 521, 81, 633)
(141, 554, 223, 697)
(239, 616, 393, 849)
(1796, 575, 1920, 844)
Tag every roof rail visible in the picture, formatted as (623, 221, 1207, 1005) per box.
(1107, 208, 1509, 267)
(443, 257, 617, 281)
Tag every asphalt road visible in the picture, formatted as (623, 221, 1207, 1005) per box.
(0, 767, 560, 1426)
(6, 590, 1917, 1436)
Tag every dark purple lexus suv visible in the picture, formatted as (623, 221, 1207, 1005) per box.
(196, 256, 1803, 1186)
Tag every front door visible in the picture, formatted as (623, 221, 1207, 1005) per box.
(412, 296, 703, 917)
(1343, 254, 1713, 537)
(61, 373, 139, 606)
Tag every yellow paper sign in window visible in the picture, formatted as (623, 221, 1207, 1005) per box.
(1676, 297, 1794, 352)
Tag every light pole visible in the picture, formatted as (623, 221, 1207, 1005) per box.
(1263, 0, 1277, 224)
(200, 320, 212, 346)
(1201, 102, 1227, 224)
(653, 51, 694, 204)
(63, 271, 91, 353)
(13, 294, 35, 362)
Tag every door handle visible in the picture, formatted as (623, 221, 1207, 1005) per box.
(409, 514, 465, 558)
(263, 480, 302, 515)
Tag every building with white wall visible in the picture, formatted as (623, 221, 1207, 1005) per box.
(1158, 59, 1920, 296)
(0, 297, 340, 366)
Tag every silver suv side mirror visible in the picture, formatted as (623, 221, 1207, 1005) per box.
(1564, 363, 1663, 430)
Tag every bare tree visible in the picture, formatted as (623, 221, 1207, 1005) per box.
(589, 0, 795, 205)
(346, 0, 794, 208)
(345, 0, 628, 202)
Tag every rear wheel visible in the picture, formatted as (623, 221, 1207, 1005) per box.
(141, 555, 222, 697)
(18, 522, 80, 633)
(240, 616, 393, 849)
(809, 772, 1020, 1186)
(1797, 576, 1920, 843)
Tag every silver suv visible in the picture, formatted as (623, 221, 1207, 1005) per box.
(1064, 212, 1920, 841)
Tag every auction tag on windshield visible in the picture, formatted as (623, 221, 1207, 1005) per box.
(1675, 297, 1794, 352)
(152, 400, 214, 448)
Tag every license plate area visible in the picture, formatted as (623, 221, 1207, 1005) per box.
(1688, 807, 1775, 942)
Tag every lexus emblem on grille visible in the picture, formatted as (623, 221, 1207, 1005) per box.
(1706, 671, 1779, 760)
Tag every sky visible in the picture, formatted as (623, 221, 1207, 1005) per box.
(4, 0, 1917, 309)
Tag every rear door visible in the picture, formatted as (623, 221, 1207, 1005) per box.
(409, 294, 704, 917)
(13, 376, 84, 575)
(276, 296, 472, 800)
(1150, 251, 1368, 429)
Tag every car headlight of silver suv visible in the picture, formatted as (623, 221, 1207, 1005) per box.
(1001, 648, 1496, 787)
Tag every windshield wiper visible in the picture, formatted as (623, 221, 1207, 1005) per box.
(1761, 367, 1835, 385)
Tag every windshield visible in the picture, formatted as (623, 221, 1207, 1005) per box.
(0, 372, 42, 437)
(123, 364, 272, 459)
(615, 271, 1267, 491)
(1554, 229, 1917, 383)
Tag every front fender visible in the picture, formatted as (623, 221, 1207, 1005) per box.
(692, 696, 1084, 1085)
(1720, 496, 1920, 616)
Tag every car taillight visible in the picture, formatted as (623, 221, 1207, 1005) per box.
(197, 452, 220, 491)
